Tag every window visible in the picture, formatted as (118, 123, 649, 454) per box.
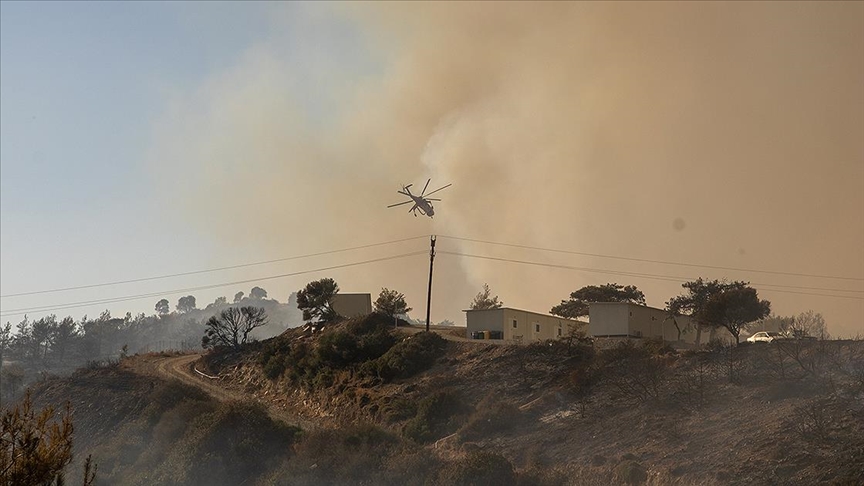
(512, 319, 518, 329)
(557, 328, 562, 337)
(534, 323, 540, 333)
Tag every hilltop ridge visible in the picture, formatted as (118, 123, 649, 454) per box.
(22, 313, 864, 485)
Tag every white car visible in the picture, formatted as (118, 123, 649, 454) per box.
(746, 331, 788, 343)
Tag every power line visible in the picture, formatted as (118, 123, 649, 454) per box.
(0, 251, 428, 317)
(439, 235, 864, 282)
(439, 251, 864, 301)
(1, 235, 429, 299)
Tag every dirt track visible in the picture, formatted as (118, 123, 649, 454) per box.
(131, 353, 318, 431)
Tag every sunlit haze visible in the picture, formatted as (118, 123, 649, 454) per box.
(2, 2, 862, 336)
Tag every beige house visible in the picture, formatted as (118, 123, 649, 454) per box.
(332, 293, 373, 318)
(465, 307, 585, 343)
(588, 302, 732, 345)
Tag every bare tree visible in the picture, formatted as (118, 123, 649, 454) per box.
(787, 310, 829, 339)
(202, 306, 268, 349)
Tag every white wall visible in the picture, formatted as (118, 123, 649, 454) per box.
(588, 303, 630, 336)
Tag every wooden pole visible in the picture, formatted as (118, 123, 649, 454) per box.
(425, 235, 436, 332)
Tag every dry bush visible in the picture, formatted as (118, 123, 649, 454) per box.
(669, 352, 719, 411)
(457, 394, 523, 442)
(437, 450, 516, 486)
(597, 341, 671, 404)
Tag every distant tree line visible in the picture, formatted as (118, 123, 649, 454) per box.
(0, 287, 301, 400)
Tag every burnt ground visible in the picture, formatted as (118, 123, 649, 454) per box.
(194, 320, 864, 485)
(15, 320, 864, 486)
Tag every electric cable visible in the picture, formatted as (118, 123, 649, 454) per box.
(439, 235, 864, 282)
(439, 251, 864, 301)
(1, 235, 429, 298)
(0, 250, 427, 317)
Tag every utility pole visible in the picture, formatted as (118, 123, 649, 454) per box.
(425, 235, 436, 332)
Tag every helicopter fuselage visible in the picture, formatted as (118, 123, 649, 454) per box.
(398, 189, 435, 217)
(388, 179, 450, 219)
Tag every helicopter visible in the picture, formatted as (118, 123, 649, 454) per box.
(387, 179, 452, 218)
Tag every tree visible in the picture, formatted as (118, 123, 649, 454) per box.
(249, 286, 268, 300)
(374, 288, 413, 318)
(702, 287, 771, 345)
(0, 322, 12, 364)
(206, 296, 228, 310)
(550, 283, 646, 318)
(0, 393, 97, 486)
(155, 299, 170, 316)
(666, 279, 748, 342)
(296, 278, 340, 323)
(233, 291, 245, 303)
(470, 284, 503, 310)
(788, 310, 829, 339)
(201, 306, 268, 349)
(50, 317, 77, 364)
(31, 316, 57, 363)
(176, 295, 197, 313)
(0, 392, 73, 485)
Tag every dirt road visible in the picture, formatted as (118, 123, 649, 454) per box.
(132, 353, 318, 431)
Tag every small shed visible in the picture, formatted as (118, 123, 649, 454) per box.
(332, 293, 373, 318)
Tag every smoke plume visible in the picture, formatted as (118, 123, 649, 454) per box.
(148, 2, 864, 335)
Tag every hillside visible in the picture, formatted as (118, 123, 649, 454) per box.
(20, 313, 864, 485)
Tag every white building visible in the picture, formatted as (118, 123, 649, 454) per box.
(465, 307, 585, 343)
(587, 302, 731, 345)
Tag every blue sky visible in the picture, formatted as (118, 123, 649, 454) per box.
(1, 2, 379, 319)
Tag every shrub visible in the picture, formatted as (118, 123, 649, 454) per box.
(403, 390, 469, 443)
(363, 332, 447, 382)
(258, 337, 294, 380)
(614, 460, 647, 485)
(438, 451, 516, 486)
(379, 397, 417, 423)
(257, 315, 400, 388)
(457, 396, 522, 442)
(598, 341, 670, 404)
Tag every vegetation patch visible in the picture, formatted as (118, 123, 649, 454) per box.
(403, 389, 470, 444)
(457, 394, 523, 442)
(361, 331, 447, 382)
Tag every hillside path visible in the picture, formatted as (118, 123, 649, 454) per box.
(128, 353, 319, 431)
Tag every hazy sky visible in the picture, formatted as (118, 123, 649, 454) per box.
(2, 2, 862, 337)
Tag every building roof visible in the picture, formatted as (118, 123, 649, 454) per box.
(463, 306, 585, 323)
(588, 302, 667, 312)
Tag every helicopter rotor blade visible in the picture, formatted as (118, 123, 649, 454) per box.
(420, 178, 431, 196)
(388, 200, 413, 208)
(423, 183, 452, 197)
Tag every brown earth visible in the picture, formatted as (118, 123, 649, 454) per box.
(18, 319, 864, 485)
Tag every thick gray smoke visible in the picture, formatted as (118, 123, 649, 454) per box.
(149, 2, 864, 336)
